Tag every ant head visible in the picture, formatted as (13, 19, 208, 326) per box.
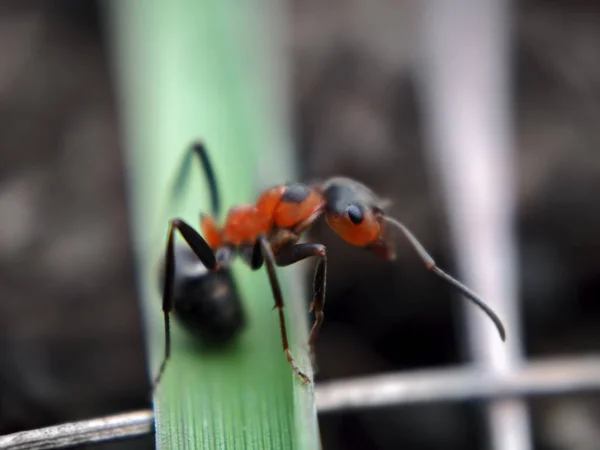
(318, 177, 396, 260)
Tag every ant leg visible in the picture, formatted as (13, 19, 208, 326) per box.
(383, 216, 506, 341)
(251, 235, 311, 384)
(153, 142, 222, 248)
(170, 141, 221, 218)
(152, 218, 217, 391)
(190, 142, 220, 218)
(275, 244, 327, 363)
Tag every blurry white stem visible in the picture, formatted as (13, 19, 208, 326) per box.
(417, 0, 531, 450)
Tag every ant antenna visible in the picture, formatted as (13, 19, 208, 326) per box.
(383, 216, 506, 341)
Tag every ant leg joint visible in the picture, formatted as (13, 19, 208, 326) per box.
(285, 349, 311, 384)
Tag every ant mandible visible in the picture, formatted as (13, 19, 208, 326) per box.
(153, 141, 506, 389)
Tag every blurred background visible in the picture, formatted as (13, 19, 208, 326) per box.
(1, 0, 600, 449)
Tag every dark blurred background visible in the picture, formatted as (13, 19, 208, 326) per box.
(1, 1, 599, 449)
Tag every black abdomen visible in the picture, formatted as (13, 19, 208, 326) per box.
(164, 244, 246, 345)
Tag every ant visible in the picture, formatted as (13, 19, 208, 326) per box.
(153, 141, 506, 389)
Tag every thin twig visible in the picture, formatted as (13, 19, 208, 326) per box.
(0, 410, 153, 450)
(2, 357, 600, 449)
(316, 356, 600, 413)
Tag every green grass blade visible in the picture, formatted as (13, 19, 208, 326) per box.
(106, 1, 320, 449)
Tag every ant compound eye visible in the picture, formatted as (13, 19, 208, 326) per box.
(347, 204, 364, 224)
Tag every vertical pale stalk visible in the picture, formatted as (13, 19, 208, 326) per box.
(417, 1, 531, 449)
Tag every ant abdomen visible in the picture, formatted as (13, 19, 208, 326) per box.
(161, 244, 246, 345)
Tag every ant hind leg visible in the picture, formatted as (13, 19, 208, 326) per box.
(275, 243, 327, 365)
(152, 218, 217, 392)
(251, 235, 311, 384)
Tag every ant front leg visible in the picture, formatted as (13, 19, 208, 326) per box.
(170, 141, 221, 218)
(275, 243, 327, 365)
(251, 235, 311, 384)
(153, 218, 217, 392)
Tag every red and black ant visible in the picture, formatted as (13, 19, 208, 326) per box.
(153, 141, 506, 389)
